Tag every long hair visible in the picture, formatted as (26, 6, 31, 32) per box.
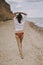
(16, 13, 22, 23)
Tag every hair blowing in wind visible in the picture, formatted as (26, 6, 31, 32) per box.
(16, 13, 22, 23)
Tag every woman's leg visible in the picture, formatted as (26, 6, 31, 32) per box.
(20, 34, 24, 43)
(15, 34, 24, 59)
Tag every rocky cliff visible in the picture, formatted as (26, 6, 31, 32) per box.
(0, 0, 14, 21)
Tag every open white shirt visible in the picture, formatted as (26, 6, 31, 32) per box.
(14, 14, 27, 32)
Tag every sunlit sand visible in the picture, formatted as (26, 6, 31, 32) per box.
(0, 20, 43, 65)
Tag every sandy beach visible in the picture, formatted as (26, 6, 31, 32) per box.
(0, 20, 43, 65)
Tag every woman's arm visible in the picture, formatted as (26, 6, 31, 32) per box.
(14, 12, 27, 16)
(14, 12, 19, 16)
(20, 12, 27, 16)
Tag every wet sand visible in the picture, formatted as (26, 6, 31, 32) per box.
(0, 20, 43, 65)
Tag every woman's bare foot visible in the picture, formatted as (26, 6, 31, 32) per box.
(20, 53, 24, 59)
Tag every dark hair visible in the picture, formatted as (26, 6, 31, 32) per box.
(16, 13, 22, 23)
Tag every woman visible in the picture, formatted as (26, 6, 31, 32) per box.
(14, 12, 27, 59)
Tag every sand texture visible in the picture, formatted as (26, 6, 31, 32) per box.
(0, 20, 43, 65)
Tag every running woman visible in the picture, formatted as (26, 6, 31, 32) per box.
(14, 12, 27, 59)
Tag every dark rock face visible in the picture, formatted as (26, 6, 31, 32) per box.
(0, 0, 14, 21)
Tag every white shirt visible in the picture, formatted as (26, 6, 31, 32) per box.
(14, 14, 27, 32)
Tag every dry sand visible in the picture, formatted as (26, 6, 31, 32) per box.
(0, 20, 43, 65)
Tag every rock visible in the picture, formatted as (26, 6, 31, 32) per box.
(0, 0, 14, 21)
